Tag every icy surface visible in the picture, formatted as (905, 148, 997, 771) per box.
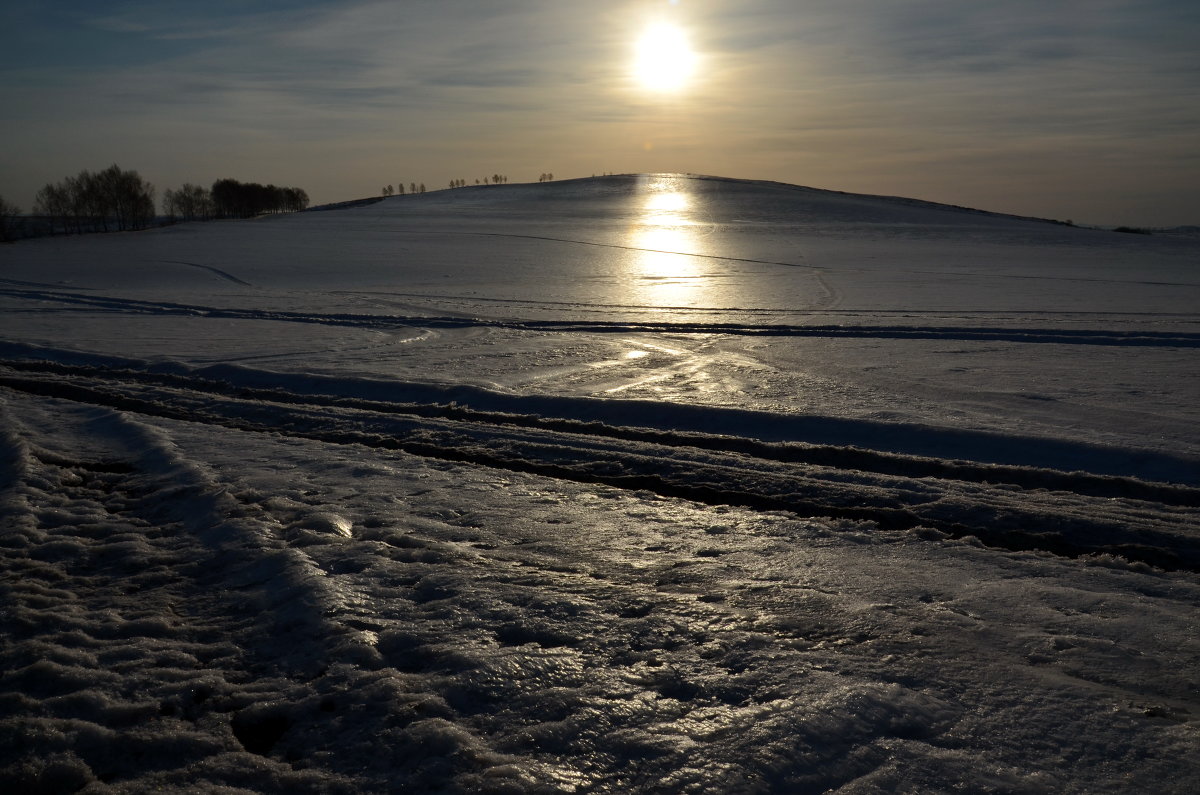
(1, 175, 1198, 792)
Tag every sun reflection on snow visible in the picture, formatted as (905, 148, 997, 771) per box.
(624, 176, 713, 307)
(644, 190, 690, 214)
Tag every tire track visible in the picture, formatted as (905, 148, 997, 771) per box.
(3, 358, 1196, 505)
(2, 364, 1197, 572)
(158, 260, 254, 287)
(4, 287, 1199, 347)
(465, 231, 818, 269)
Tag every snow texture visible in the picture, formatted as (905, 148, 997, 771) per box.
(1, 174, 1197, 792)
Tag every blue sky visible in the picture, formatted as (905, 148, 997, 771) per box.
(2, 0, 1198, 224)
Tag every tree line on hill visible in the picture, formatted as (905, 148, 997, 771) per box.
(165, 180, 309, 220)
(31, 164, 157, 234)
(384, 174, 519, 195)
(0, 165, 311, 240)
(205, 179, 310, 219)
(381, 183, 424, 197)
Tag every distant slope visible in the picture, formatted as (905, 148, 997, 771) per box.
(351, 173, 1089, 237)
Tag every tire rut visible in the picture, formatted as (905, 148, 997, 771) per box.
(2, 365, 1198, 573)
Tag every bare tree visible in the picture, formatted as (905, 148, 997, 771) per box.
(163, 183, 214, 221)
(33, 164, 156, 234)
(285, 187, 309, 212)
(185, 183, 214, 218)
(0, 194, 21, 242)
(209, 179, 308, 218)
(33, 182, 69, 234)
(88, 164, 156, 231)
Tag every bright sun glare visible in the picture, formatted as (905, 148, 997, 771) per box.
(634, 23, 696, 91)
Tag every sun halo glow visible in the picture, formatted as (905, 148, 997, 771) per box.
(634, 23, 696, 92)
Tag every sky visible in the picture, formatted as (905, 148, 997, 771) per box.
(2, 0, 1199, 226)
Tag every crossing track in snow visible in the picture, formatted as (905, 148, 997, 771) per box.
(2, 356, 1197, 573)
(3, 286, 1200, 347)
(157, 260, 254, 287)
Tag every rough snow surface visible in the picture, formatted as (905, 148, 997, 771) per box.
(1, 175, 1198, 792)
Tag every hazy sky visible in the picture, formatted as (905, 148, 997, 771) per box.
(2, 0, 1198, 225)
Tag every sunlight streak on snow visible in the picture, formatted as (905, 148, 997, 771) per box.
(624, 175, 713, 307)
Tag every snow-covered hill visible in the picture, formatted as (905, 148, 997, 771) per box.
(2, 174, 1198, 792)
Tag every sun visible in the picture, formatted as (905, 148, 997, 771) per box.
(633, 23, 697, 92)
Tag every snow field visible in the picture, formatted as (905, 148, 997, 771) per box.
(1, 174, 1198, 791)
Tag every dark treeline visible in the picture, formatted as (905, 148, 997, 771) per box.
(18, 166, 310, 239)
(164, 180, 309, 220)
(207, 179, 309, 218)
(161, 183, 213, 221)
(388, 175, 512, 195)
(382, 183, 424, 196)
(0, 194, 20, 242)
(33, 164, 156, 234)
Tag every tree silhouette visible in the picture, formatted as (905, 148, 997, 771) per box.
(162, 183, 213, 221)
(0, 194, 20, 242)
(285, 187, 309, 212)
(34, 164, 155, 234)
(162, 188, 178, 220)
(209, 178, 308, 218)
(33, 181, 69, 234)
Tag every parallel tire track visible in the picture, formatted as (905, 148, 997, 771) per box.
(3, 359, 1197, 507)
(2, 364, 1198, 572)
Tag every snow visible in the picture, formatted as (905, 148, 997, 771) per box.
(1, 174, 1198, 792)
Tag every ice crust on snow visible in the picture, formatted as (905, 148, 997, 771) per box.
(1, 175, 1198, 792)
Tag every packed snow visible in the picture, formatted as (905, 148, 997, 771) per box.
(1, 174, 1197, 792)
